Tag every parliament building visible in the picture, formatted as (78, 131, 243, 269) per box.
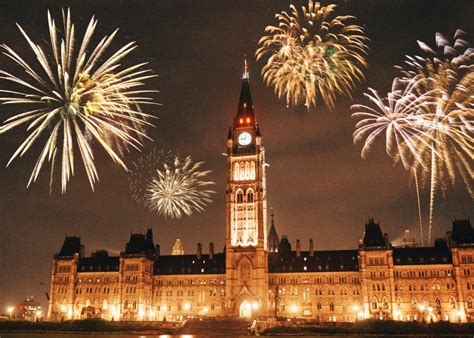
(47, 67, 474, 323)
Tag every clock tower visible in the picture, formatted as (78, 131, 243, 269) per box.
(225, 61, 269, 317)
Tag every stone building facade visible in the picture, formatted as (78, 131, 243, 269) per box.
(47, 67, 474, 322)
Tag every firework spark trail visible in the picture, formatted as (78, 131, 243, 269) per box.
(397, 29, 473, 243)
(0, 9, 158, 193)
(256, 1, 369, 110)
(413, 168, 424, 246)
(129, 150, 215, 219)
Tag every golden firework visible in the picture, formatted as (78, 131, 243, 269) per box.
(0, 9, 158, 193)
(256, 1, 369, 110)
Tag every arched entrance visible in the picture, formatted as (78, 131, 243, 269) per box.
(239, 300, 252, 318)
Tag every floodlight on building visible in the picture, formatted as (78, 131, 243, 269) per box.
(352, 304, 359, 312)
(60, 305, 67, 313)
(428, 306, 433, 313)
(252, 302, 259, 310)
(393, 309, 401, 320)
(418, 304, 425, 312)
(36, 310, 42, 317)
(138, 308, 145, 320)
(111, 306, 120, 318)
(290, 304, 298, 313)
(183, 303, 191, 311)
(203, 306, 208, 314)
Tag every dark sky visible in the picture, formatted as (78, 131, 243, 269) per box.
(0, 0, 472, 309)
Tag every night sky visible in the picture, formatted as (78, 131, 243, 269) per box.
(0, 0, 472, 309)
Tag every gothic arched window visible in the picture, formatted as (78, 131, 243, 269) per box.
(330, 302, 335, 312)
(250, 161, 256, 179)
(245, 162, 250, 179)
(372, 297, 378, 310)
(246, 189, 254, 203)
(467, 296, 473, 309)
(236, 190, 244, 203)
(450, 297, 456, 309)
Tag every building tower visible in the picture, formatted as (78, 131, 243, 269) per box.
(225, 60, 269, 317)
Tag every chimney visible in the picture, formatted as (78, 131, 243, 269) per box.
(296, 239, 301, 257)
(309, 239, 314, 256)
(155, 244, 160, 257)
(209, 242, 214, 260)
(197, 242, 202, 259)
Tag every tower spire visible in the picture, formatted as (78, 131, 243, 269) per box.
(236, 57, 254, 119)
(242, 56, 249, 80)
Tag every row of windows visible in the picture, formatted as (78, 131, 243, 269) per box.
(56, 276, 70, 283)
(395, 270, 453, 278)
(233, 161, 256, 181)
(57, 265, 71, 273)
(154, 279, 224, 286)
(461, 255, 474, 263)
(271, 276, 361, 285)
(124, 275, 138, 282)
(75, 286, 115, 295)
(278, 287, 361, 297)
(125, 264, 139, 271)
(394, 282, 444, 292)
(368, 257, 385, 265)
(77, 276, 118, 283)
(156, 288, 225, 297)
(235, 189, 254, 203)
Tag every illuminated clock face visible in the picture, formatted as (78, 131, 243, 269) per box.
(238, 132, 252, 146)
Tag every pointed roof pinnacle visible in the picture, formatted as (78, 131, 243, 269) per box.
(242, 56, 249, 80)
(236, 60, 254, 118)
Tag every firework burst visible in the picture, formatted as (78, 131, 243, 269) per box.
(397, 29, 473, 243)
(0, 9, 157, 193)
(128, 148, 173, 206)
(352, 76, 436, 245)
(256, 1, 369, 110)
(129, 150, 215, 219)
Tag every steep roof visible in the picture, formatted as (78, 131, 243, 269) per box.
(363, 219, 387, 247)
(77, 251, 120, 272)
(124, 230, 155, 256)
(393, 242, 452, 265)
(57, 236, 83, 258)
(154, 253, 225, 275)
(451, 219, 473, 245)
(268, 250, 359, 273)
(236, 61, 254, 118)
(267, 212, 280, 252)
(278, 235, 292, 252)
